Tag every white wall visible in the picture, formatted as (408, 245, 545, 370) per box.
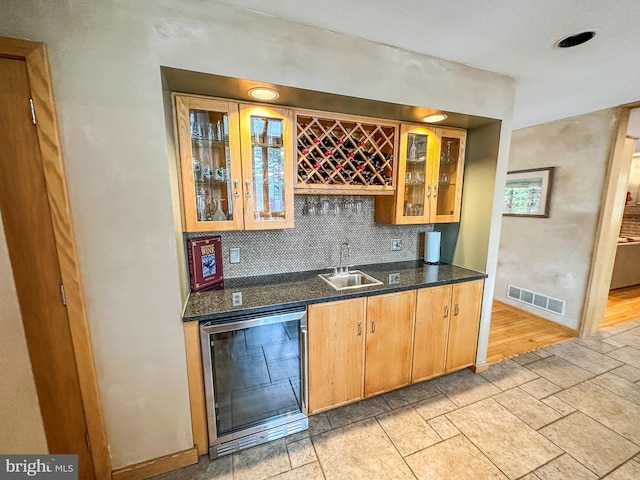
(495, 108, 620, 329)
(0, 0, 515, 469)
(0, 216, 48, 454)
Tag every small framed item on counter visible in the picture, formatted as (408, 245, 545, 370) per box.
(187, 235, 224, 291)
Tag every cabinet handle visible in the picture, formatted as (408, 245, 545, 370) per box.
(433, 185, 438, 198)
(245, 180, 251, 197)
(426, 185, 431, 198)
(370, 319, 376, 333)
(357, 321, 362, 336)
(443, 305, 449, 318)
(454, 304, 459, 316)
(233, 179, 240, 197)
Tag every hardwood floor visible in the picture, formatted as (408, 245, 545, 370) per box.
(486, 301, 577, 365)
(601, 284, 640, 328)
(487, 286, 640, 365)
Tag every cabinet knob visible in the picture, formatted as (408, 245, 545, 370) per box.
(370, 319, 376, 333)
(357, 321, 362, 336)
(233, 179, 240, 197)
(245, 180, 251, 197)
(426, 185, 431, 198)
(454, 304, 459, 316)
(443, 305, 449, 318)
(433, 185, 438, 198)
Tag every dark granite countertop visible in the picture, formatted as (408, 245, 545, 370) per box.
(182, 260, 487, 323)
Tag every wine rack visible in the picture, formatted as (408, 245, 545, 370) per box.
(295, 111, 397, 194)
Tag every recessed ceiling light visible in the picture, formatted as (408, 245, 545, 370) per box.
(555, 30, 596, 48)
(421, 113, 448, 123)
(248, 87, 279, 101)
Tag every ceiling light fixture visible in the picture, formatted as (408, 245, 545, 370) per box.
(248, 87, 279, 101)
(555, 30, 596, 48)
(421, 113, 448, 123)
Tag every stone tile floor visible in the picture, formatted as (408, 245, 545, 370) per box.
(155, 319, 640, 479)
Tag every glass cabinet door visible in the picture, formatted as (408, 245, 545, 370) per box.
(175, 97, 243, 231)
(240, 105, 294, 230)
(394, 125, 435, 224)
(434, 129, 466, 223)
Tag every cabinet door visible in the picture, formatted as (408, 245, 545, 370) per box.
(239, 105, 295, 230)
(445, 280, 484, 372)
(307, 298, 365, 414)
(364, 290, 416, 397)
(391, 124, 437, 224)
(175, 96, 244, 231)
(412, 285, 452, 382)
(434, 128, 466, 223)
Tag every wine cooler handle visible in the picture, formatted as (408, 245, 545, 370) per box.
(370, 319, 376, 333)
(443, 305, 449, 318)
(426, 185, 432, 198)
(300, 324, 309, 414)
(245, 179, 251, 197)
(454, 304, 459, 316)
(233, 179, 240, 198)
(433, 185, 438, 198)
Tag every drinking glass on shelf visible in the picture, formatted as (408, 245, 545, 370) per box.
(441, 139, 455, 164)
(439, 172, 449, 185)
(415, 171, 424, 183)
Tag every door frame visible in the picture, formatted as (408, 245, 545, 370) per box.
(581, 103, 640, 336)
(0, 36, 111, 479)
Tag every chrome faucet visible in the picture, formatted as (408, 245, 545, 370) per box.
(339, 242, 351, 275)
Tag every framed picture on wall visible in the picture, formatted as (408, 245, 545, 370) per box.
(503, 167, 555, 218)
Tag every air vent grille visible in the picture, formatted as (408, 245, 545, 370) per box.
(507, 284, 566, 316)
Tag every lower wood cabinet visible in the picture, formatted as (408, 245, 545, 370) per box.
(364, 291, 416, 397)
(445, 279, 484, 372)
(307, 297, 366, 414)
(308, 279, 484, 414)
(412, 279, 484, 382)
(307, 290, 416, 414)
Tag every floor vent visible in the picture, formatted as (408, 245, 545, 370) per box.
(507, 285, 566, 316)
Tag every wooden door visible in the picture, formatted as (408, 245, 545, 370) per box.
(239, 104, 295, 230)
(307, 298, 366, 414)
(412, 285, 452, 382)
(445, 280, 484, 372)
(0, 56, 94, 476)
(364, 291, 416, 397)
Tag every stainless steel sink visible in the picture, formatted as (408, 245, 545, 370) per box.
(318, 270, 383, 291)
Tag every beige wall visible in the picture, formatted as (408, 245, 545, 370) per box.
(0, 216, 48, 453)
(0, 0, 515, 469)
(496, 108, 621, 329)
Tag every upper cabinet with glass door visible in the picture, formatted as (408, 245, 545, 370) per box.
(375, 125, 466, 224)
(239, 105, 294, 230)
(375, 124, 436, 224)
(434, 128, 466, 223)
(174, 95, 294, 231)
(175, 96, 243, 231)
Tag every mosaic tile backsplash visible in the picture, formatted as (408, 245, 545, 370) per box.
(186, 196, 434, 279)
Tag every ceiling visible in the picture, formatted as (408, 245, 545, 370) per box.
(214, 0, 640, 130)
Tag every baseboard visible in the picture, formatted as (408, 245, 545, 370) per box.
(470, 363, 489, 373)
(111, 447, 198, 480)
(493, 300, 578, 336)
